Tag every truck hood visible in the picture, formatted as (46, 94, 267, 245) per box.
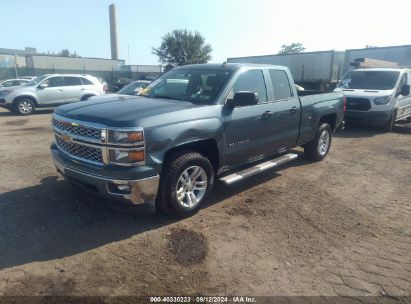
(54, 95, 209, 127)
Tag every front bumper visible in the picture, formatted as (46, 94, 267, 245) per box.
(345, 110, 390, 126)
(51, 144, 159, 205)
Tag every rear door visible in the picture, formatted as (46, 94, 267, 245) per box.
(223, 68, 277, 167)
(267, 68, 301, 150)
(63, 77, 83, 102)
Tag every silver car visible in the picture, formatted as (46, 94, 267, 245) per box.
(0, 78, 30, 87)
(0, 74, 105, 115)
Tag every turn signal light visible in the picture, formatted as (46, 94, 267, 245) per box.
(128, 150, 145, 162)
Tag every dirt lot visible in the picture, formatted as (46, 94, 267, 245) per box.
(0, 107, 410, 298)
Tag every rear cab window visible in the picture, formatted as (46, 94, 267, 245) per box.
(268, 69, 293, 101)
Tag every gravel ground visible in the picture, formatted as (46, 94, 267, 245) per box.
(0, 107, 410, 298)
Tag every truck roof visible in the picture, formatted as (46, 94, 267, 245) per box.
(175, 63, 288, 71)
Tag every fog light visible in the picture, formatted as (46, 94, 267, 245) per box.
(109, 183, 131, 194)
(117, 184, 130, 192)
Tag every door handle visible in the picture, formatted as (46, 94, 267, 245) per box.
(290, 106, 298, 114)
(57, 89, 63, 92)
(262, 111, 273, 118)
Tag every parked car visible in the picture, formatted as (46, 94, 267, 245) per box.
(335, 68, 411, 131)
(0, 78, 30, 87)
(0, 74, 105, 115)
(50, 63, 344, 218)
(18, 76, 37, 80)
(117, 80, 151, 95)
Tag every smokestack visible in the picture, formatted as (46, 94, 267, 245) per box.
(109, 4, 119, 60)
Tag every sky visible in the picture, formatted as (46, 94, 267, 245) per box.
(2, 0, 411, 65)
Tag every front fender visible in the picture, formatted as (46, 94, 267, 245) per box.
(145, 117, 223, 167)
(9, 92, 39, 104)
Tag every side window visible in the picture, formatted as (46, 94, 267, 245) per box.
(268, 69, 293, 101)
(80, 77, 93, 85)
(396, 74, 407, 95)
(3, 81, 13, 87)
(232, 70, 268, 103)
(64, 77, 82, 86)
(45, 77, 65, 87)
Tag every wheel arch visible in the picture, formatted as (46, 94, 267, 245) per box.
(319, 113, 337, 132)
(80, 94, 96, 101)
(13, 95, 38, 106)
(162, 139, 220, 173)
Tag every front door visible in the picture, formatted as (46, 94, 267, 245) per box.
(223, 69, 276, 167)
(396, 72, 411, 120)
(36, 76, 68, 105)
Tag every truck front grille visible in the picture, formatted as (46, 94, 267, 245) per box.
(53, 118, 101, 141)
(346, 97, 371, 111)
(55, 135, 103, 164)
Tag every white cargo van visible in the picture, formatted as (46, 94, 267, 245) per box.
(335, 68, 411, 131)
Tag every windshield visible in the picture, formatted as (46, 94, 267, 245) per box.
(24, 75, 48, 86)
(339, 71, 400, 90)
(118, 82, 148, 95)
(140, 68, 233, 103)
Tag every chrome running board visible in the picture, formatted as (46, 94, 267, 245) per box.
(219, 153, 298, 185)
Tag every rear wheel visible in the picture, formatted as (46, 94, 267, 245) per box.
(303, 123, 332, 162)
(156, 151, 214, 218)
(14, 98, 35, 115)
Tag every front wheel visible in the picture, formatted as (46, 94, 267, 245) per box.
(382, 110, 396, 132)
(156, 151, 214, 218)
(303, 123, 332, 162)
(14, 98, 35, 115)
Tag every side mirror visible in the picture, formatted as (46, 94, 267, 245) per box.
(226, 91, 259, 107)
(39, 83, 48, 89)
(400, 84, 410, 96)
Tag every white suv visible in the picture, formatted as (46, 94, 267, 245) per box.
(0, 74, 105, 115)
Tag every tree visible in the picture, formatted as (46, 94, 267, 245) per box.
(152, 29, 212, 67)
(58, 49, 80, 57)
(278, 42, 306, 54)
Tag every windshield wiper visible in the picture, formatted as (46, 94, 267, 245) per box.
(152, 95, 176, 100)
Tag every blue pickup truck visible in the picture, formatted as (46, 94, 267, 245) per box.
(50, 63, 344, 217)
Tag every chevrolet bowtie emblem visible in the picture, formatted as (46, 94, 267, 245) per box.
(62, 134, 72, 143)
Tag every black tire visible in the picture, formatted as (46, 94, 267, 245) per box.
(155, 151, 214, 218)
(81, 95, 94, 101)
(14, 98, 35, 115)
(382, 110, 396, 132)
(303, 123, 332, 162)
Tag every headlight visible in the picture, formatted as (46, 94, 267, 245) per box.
(0, 90, 13, 96)
(374, 96, 391, 105)
(109, 148, 145, 164)
(108, 130, 143, 144)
